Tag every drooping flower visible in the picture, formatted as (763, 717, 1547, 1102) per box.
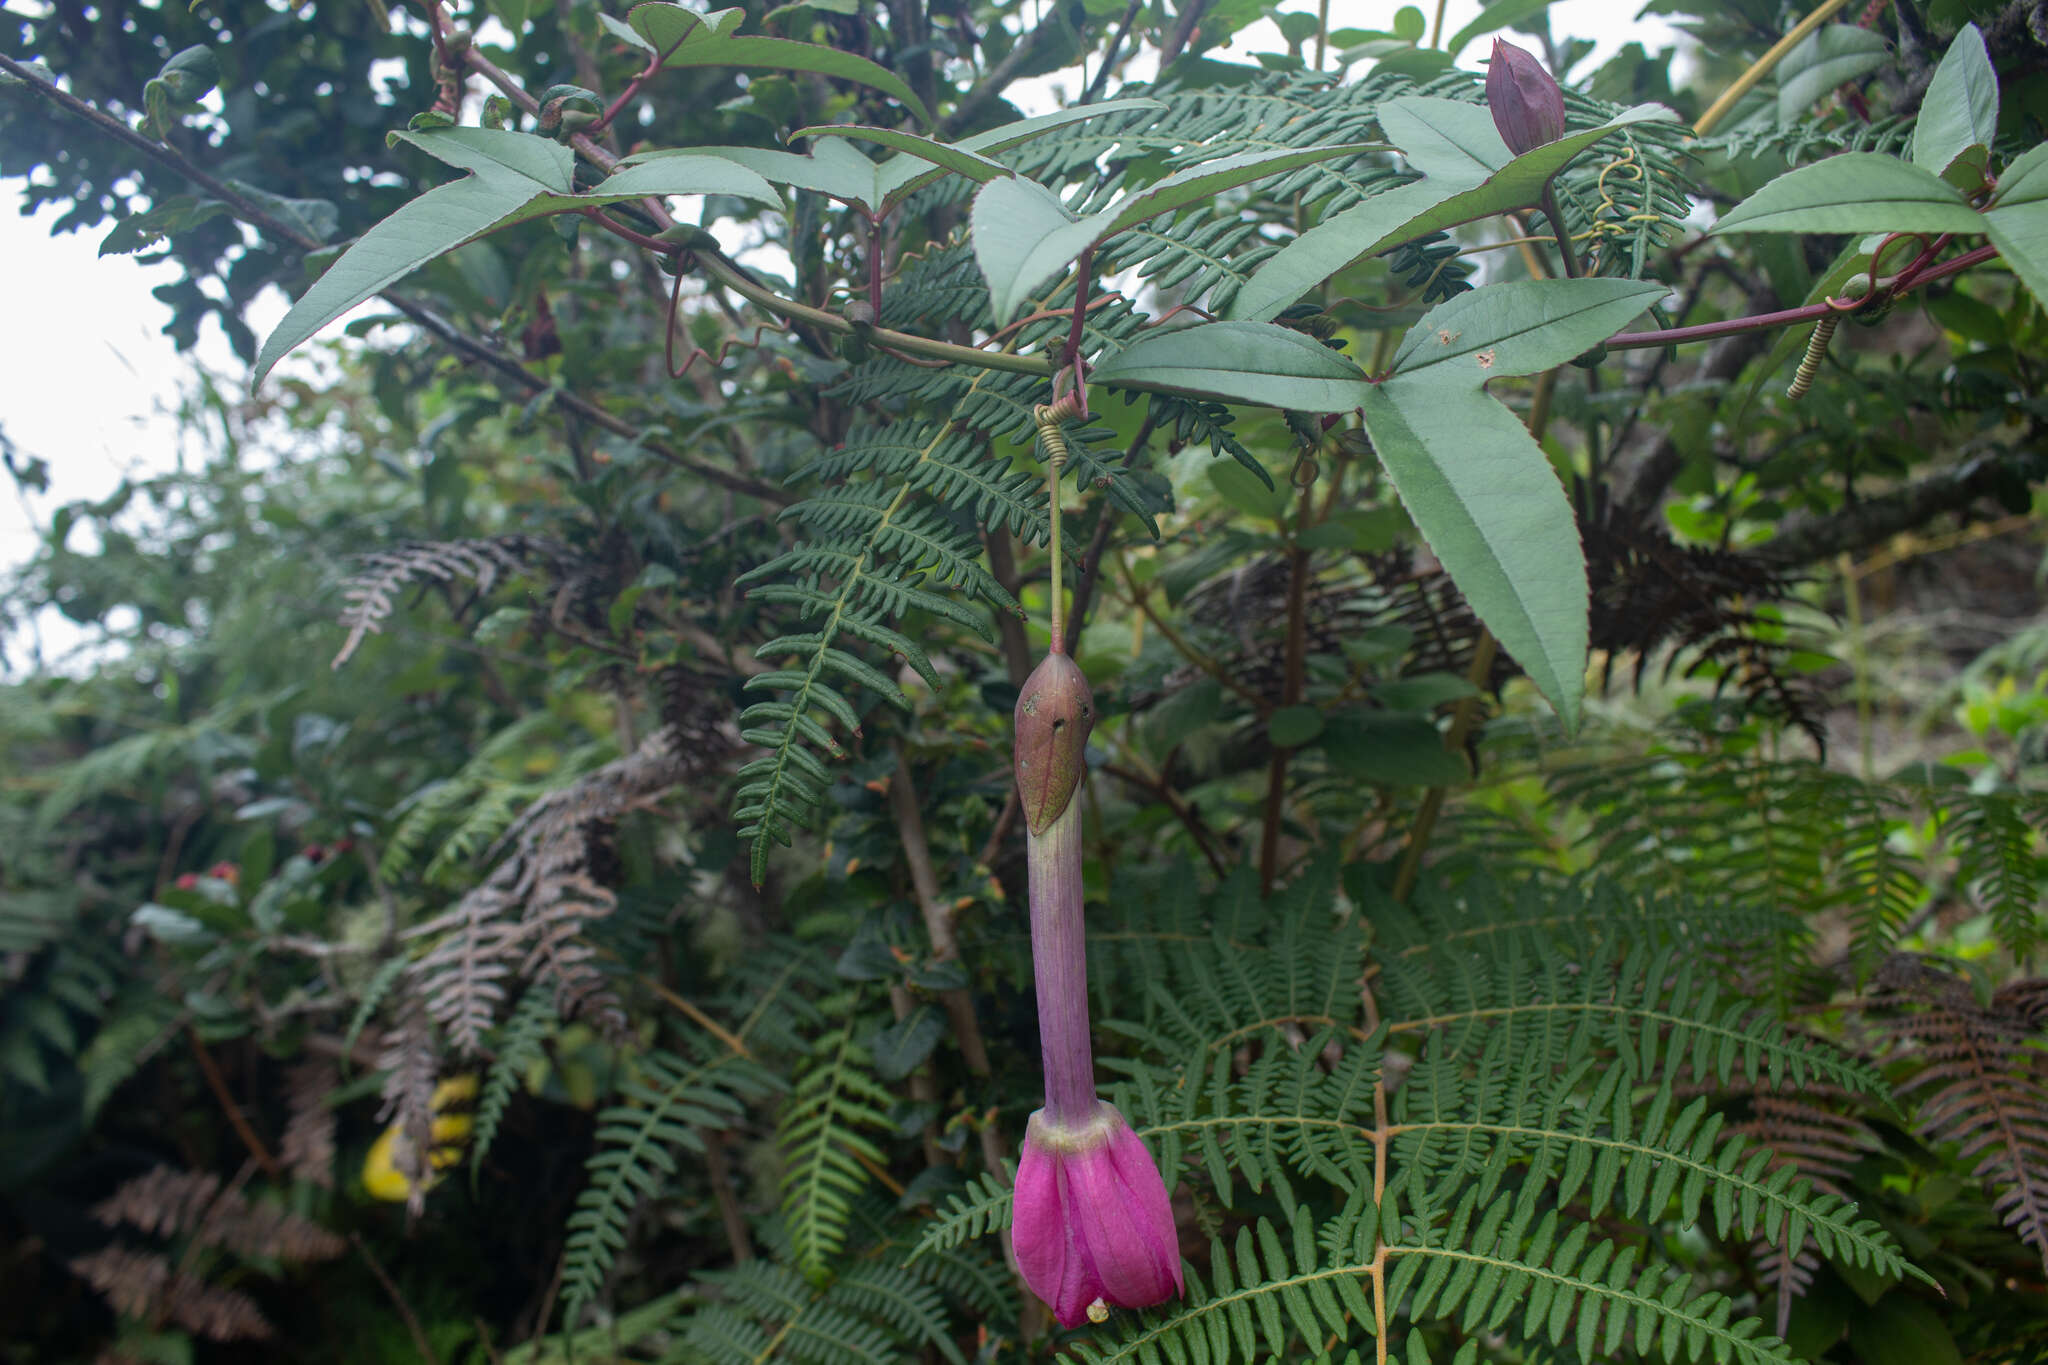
(1011, 1103, 1185, 1327)
(1008, 650, 1184, 1327)
(1486, 38, 1566, 155)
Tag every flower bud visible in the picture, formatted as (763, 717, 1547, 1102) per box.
(1014, 652, 1093, 836)
(1011, 1103, 1183, 1328)
(1486, 39, 1566, 155)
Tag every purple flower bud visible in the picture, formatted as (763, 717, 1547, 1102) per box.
(1011, 1102, 1184, 1328)
(1486, 39, 1566, 155)
(1014, 652, 1093, 837)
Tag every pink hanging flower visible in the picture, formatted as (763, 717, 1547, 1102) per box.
(1011, 1104, 1184, 1328)
(1008, 652, 1184, 1327)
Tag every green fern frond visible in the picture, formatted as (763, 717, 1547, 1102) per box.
(1940, 790, 2046, 960)
(778, 1019, 896, 1282)
(910, 1168, 1014, 1262)
(1381, 942, 1886, 1095)
(1383, 1191, 1799, 1365)
(1072, 1188, 1376, 1365)
(469, 987, 555, 1180)
(1120, 1025, 1382, 1203)
(559, 1041, 781, 1327)
(1389, 1032, 1914, 1284)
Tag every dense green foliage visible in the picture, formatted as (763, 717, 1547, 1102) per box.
(6, 0, 2048, 1361)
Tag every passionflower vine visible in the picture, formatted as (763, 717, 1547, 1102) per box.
(1485, 38, 1566, 155)
(1009, 649, 1184, 1328)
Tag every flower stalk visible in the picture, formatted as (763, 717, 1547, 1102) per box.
(1007, 473, 1183, 1328)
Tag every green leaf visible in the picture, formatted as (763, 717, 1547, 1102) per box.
(256, 177, 535, 384)
(1844, 1295, 1962, 1365)
(634, 140, 877, 207)
(627, 1, 746, 49)
(1322, 712, 1469, 784)
(1096, 143, 1380, 238)
(1231, 99, 1675, 322)
(1712, 153, 1984, 237)
(1776, 26, 1889, 127)
(1387, 278, 1666, 379)
(1269, 705, 1325, 747)
(1446, 0, 1558, 57)
(1910, 22, 1996, 177)
(1358, 377, 1587, 727)
(636, 4, 935, 126)
(973, 144, 1378, 322)
(596, 10, 656, 51)
(1209, 461, 1289, 519)
(1091, 322, 1371, 409)
(968, 176, 1103, 324)
(800, 124, 1010, 204)
(399, 125, 575, 191)
(256, 133, 775, 384)
(1983, 143, 2048, 307)
(870, 1005, 946, 1081)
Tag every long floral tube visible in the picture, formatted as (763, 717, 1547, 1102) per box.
(1010, 650, 1183, 1327)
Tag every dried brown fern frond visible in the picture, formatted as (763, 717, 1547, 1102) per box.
(1727, 1087, 1883, 1335)
(90, 1165, 345, 1262)
(1577, 480, 1830, 751)
(403, 727, 695, 1054)
(1872, 955, 2048, 1272)
(69, 1245, 275, 1342)
(375, 991, 442, 1215)
(331, 535, 571, 669)
(280, 1060, 338, 1190)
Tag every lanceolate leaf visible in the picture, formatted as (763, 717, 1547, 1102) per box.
(969, 176, 1105, 323)
(1090, 322, 1371, 410)
(973, 143, 1379, 322)
(1359, 377, 1588, 728)
(1232, 99, 1675, 322)
(1983, 143, 2048, 306)
(1910, 22, 1996, 177)
(1446, 0, 1558, 57)
(1712, 153, 1985, 238)
(628, 0, 934, 125)
(1387, 278, 1666, 379)
(1775, 26, 1889, 127)
(255, 130, 776, 383)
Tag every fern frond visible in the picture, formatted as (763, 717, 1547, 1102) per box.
(778, 1018, 896, 1282)
(1121, 1025, 1382, 1203)
(470, 987, 555, 1178)
(279, 1061, 339, 1190)
(1876, 960, 2048, 1271)
(69, 1245, 275, 1343)
(1388, 1034, 1912, 1284)
(559, 1040, 781, 1327)
(1384, 1193, 1799, 1365)
(910, 1168, 1014, 1262)
(331, 535, 562, 668)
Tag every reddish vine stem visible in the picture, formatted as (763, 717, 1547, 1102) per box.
(590, 35, 689, 136)
(1063, 246, 1096, 419)
(1606, 244, 1998, 350)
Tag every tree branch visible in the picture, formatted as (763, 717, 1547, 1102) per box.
(1755, 444, 2048, 565)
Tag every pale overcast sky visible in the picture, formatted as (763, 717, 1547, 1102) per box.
(0, 0, 1676, 588)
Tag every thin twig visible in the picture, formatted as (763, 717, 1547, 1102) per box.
(889, 745, 993, 1076)
(353, 1234, 444, 1365)
(187, 1028, 282, 1181)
